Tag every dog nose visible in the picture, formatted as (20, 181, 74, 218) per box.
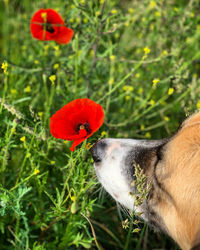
(90, 140, 107, 163)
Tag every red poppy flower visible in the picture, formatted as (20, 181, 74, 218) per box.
(30, 9, 74, 44)
(50, 98, 104, 151)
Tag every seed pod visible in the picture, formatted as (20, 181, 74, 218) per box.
(71, 201, 79, 214)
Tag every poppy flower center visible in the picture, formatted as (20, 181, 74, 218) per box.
(76, 122, 91, 135)
(45, 23, 55, 33)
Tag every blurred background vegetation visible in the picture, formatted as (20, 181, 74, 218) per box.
(0, 0, 200, 249)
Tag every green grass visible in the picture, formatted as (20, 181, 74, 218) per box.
(0, 0, 200, 249)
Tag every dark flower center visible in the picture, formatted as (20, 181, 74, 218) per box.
(45, 23, 55, 33)
(76, 122, 91, 135)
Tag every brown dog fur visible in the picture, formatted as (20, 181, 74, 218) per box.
(153, 112, 200, 249)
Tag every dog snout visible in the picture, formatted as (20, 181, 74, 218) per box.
(90, 140, 107, 163)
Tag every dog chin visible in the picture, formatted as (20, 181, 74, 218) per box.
(92, 138, 151, 219)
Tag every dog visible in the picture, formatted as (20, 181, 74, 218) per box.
(90, 112, 200, 250)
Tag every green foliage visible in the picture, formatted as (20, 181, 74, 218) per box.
(0, 0, 199, 249)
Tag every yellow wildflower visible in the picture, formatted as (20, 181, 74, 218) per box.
(140, 124, 145, 130)
(38, 112, 43, 118)
(95, 11, 100, 17)
(108, 78, 114, 85)
(186, 37, 192, 44)
(173, 7, 178, 12)
(164, 116, 169, 122)
(190, 12, 195, 18)
(152, 78, 160, 87)
(50, 161, 55, 165)
(34, 60, 39, 64)
(1, 62, 8, 74)
(155, 11, 161, 17)
(150, 99, 155, 105)
(150, 24, 154, 30)
(110, 55, 115, 61)
(138, 87, 143, 94)
(124, 21, 130, 27)
(33, 169, 40, 175)
(162, 50, 168, 56)
(144, 47, 150, 54)
(125, 95, 131, 101)
(145, 132, 151, 138)
(128, 8, 134, 14)
(54, 45, 59, 51)
(142, 17, 146, 22)
(129, 86, 134, 91)
(123, 85, 128, 91)
(75, 17, 81, 24)
(24, 86, 31, 93)
(3, 0, 9, 5)
(101, 131, 107, 137)
(149, 1, 156, 8)
(70, 196, 76, 202)
(54, 46, 60, 56)
(168, 88, 174, 95)
(80, 0, 85, 4)
(135, 73, 140, 78)
(49, 75, 56, 84)
(20, 136, 26, 142)
(53, 63, 59, 69)
(111, 9, 117, 14)
(83, 18, 88, 23)
(10, 89, 17, 95)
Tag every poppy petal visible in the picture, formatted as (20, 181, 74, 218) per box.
(49, 98, 104, 151)
(70, 138, 86, 152)
(55, 27, 74, 44)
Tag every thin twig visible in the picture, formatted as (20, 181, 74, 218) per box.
(81, 213, 102, 250)
(90, 219, 123, 248)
